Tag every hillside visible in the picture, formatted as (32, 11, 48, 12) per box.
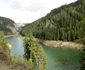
(0, 47, 29, 70)
(21, 1, 85, 69)
(0, 60, 29, 70)
(21, 0, 85, 42)
(0, 16, 18, 35)
(0, 31, 30, 70)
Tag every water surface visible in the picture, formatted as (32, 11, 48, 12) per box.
(6, 37, 81, 70)
(6, 36, 24, 57)
(42, 44, 81, 70)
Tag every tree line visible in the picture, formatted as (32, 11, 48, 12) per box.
(21, 0, 85, 69)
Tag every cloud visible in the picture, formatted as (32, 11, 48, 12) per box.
(0, 0, 77, 23)
(26, 3, 45, 12)
(10, 1, 45, 12)
(10, 1, 22, 9)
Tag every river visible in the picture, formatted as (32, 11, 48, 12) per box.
(6, 36, 81, 70)
(6, 36, 24, 57)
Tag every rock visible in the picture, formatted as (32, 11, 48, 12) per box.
(7, 43, 12, 49)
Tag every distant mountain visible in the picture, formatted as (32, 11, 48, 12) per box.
(21, 0, 85, 41)
(0, 16, 18, 35)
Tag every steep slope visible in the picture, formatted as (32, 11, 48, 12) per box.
(0, 60, 29, 70)
(0, 48, 29, 70)
(0, 31, 30, 70)
(0, 16, 17, 35)
(21, 0, 85, 41)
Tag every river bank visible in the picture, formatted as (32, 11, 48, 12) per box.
(40, 40, 84, 49)
(5, 34, 19, 49)
(4, 32, 19, 38)
(4, 35, 16, 38)
(19, 35, 84, 49)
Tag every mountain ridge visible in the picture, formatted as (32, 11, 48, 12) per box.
(21, 0, 85, 41)
(0, 16, 18, 35)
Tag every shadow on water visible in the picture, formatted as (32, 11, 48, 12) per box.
(41, 43, 81, 70)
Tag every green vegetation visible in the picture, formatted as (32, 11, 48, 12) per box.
(0, 31, 10, 56)
(0, 16, 46, 70)
(24, 33, 46, 70)
(21, 0, 85, 41)
(20, 0, 85, 69)
(0, 31, 30, 70)
(0, 16, 17, 35)
(0, 0, 85, 70)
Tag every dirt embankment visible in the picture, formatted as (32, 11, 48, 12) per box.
(0, 60, 29, 70)
(0, 48, 29, 70)
(40, 40, 84, 49)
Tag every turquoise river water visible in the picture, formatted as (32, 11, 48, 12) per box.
(6, 36, 81, 70)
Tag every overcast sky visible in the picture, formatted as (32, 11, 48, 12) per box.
(0, 0, 77, 23)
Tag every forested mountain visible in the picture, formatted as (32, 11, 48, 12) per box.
(21, 0, 85, 42)
(0, 16, 17, 35)
(20, 0, 85, 69)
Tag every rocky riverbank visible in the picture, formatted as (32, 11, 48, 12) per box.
(7, 43, 12, 49)
(19, 36, 84, 49)
(4, 32, 19, 38)
(4, 35, 15, 38)
(40, 40, 84, 49)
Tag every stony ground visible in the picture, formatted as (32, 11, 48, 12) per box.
(41, 40, 84, 49)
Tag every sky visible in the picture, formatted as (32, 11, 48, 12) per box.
(0, 0, 77, 23)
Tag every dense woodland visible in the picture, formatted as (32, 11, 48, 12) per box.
(21, 0, 85, 69)
(21, 0, 85, 42)
(0, 0, 85, 70)
(0, 17, 16, 35)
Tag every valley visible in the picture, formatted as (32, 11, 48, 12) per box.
(0, 0, 85, 70)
